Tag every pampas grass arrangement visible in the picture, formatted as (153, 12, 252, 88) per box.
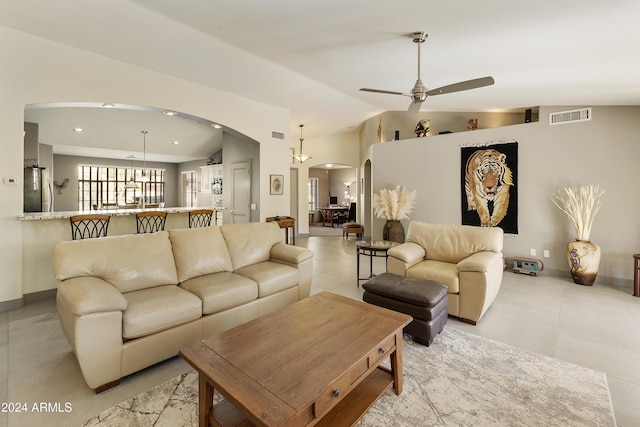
(552, 185, 605, 241)
(373, 185, 417, 221)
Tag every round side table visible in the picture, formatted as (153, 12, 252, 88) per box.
(356, 240, 399, 286)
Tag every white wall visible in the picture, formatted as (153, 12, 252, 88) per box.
(370, 106, 640, 286)
(0, 26, 290, 305)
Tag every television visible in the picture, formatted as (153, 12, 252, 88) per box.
(328, 196, 338, 206)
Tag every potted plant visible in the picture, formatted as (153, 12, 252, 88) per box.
(552, 185, 605, 285)
(373, 185, 417, 243)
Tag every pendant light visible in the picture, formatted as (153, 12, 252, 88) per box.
(125, 155, 138, 189)
(292, 124, 311, 163)
(140, 130, 149, 182)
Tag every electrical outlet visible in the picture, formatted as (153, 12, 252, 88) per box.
(543, 250, 550, 258)
(530, 248, 536, 256)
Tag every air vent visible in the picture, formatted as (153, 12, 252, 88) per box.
(549, 108, 592, 125)
(271, 131, 285, 140)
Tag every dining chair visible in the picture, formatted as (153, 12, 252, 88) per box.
(135, 211, 167, 234)
(188, 209, 213, 228)
(69, 214, 111, 240)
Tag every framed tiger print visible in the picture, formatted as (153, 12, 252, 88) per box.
(461, 141, 518, 234)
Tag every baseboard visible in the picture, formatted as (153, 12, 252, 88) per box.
(23, 288, 57, 304)
(510, 266, 634, 293)
(0, 289, 57, 313)
(0, 297, 23, 313)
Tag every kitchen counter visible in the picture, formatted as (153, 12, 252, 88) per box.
(19, 206, 225, 221)
(19, 206, 227, 296)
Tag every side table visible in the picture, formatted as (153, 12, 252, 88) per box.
(356, 240, 399, 286)
(266, 216, 295, 245)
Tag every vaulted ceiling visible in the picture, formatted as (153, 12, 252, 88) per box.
(2, 0, 639, 144)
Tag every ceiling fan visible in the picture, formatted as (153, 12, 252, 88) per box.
(360, 32, 495, 114)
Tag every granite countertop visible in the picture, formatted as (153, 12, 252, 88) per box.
(19, 206, 226, 221)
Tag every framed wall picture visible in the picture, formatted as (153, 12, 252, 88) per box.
(270, 174, 284, 195)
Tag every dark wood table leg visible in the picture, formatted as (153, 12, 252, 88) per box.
(356, 246, 361, 286)
(634, 254, 640, 297)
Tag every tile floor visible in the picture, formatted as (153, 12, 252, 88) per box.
(1, 235, 639, 426)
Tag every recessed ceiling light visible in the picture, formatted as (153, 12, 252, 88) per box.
(102, 103, 115, 108)
(172, 141, 180, 145)
(73, 128, 84, 133)
(326, 163, 333, 168)
(211, 123, 222, 129)
(163, 111, 177, 116)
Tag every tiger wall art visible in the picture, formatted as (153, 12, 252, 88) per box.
(461, 142, 518, 234)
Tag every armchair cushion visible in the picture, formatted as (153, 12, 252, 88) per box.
(407, 222, 503, 263)
(406, 260, 460, 293)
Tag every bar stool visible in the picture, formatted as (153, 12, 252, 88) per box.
(69, 214, 110, 240)
(136, 211, 167, 234)
(188, 209, 213, 228)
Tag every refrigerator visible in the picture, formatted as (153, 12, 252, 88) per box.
(23, 167, 52, 213)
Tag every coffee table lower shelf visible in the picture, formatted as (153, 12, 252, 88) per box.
(210, 367, 394, 427)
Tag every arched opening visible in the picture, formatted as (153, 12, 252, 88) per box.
(307, 163, 356, 237)
(22, 102, 260, 222)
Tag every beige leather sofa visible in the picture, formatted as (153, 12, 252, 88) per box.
(387, 221, 503, 324)
(52, 222, 313, 391)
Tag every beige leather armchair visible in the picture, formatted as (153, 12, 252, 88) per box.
(387, 221, 504, 324)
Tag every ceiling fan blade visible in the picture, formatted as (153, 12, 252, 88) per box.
(360, 88, 406, 96)
(426, 76, 495, 96)
(407, 100, 422, 114)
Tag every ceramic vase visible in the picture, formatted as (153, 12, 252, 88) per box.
(383, 220, 405, 243)
(566, 240, 601, 286)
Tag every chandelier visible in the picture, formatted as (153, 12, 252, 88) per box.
(292, 124, 311, 163)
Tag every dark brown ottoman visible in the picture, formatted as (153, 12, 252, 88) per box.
(362, 273, 448, 346)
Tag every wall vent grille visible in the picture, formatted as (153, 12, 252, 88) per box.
(271, 131, 285, 140)
(549, 108, 592, 125)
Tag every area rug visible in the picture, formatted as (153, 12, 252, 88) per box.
(78, 327, 615, 426)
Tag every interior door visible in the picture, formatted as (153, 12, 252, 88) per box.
(230, 160, 251, 224)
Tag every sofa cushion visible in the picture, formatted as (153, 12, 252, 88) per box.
(180, 271, 258, 315)
(221, 222, 283, 270)
(406, 260, 460, 293)
(53, 231, 179, 293)
(234, 261, 298, 297)
(406, 221, 503, 264)
(169, 227, 233, 282)
(122, 285, 202, 339)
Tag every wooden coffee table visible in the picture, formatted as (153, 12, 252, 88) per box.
(180, 292, 412, 427)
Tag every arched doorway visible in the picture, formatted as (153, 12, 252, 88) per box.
(308, 163, 356, 237)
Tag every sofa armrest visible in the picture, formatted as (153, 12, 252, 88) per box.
(457, 251, 503, 273)
(270, 243, 313, 265)
(58, 277, 128, 316)
(270, 243, 314, 300)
